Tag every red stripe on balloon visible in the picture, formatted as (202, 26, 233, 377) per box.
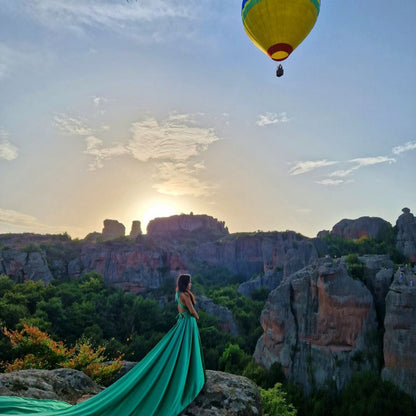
(267, 43, 293, 61)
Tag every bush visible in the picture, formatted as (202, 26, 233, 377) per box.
(261, 382, 297, 416)
(2, 324, 122, 385)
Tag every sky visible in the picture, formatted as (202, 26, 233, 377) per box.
(0, 0, 415, 239)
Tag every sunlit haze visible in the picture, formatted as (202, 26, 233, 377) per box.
(0, 1, 415, 238)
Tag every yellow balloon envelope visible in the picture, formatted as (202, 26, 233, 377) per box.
(241, 0, 320, 62)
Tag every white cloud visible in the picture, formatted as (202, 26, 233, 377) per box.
(316, 179, 345, 186)
(93, 96, 108, 106)
(0, 130, 18, 160)
(17, 0, 206, 42)
(127, 114, 219, 162)
(153, 161, 212, 196)
(349, 156, 396, 167)
(77, 113, 220, 194)
(289, 160, 337, 176)
(0, 208, 40, 228)
(84, 135, 128, 171)
(328, 168, 355, 178)
(392, 141, 416, 155)
(256, 112, 290, 126)
(54, 114, 94, 136)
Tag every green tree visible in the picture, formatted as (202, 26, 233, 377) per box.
(261, 382, 297, 416)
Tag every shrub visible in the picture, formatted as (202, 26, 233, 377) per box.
(261, 382, 297, 416)
(2, 324, 122, 385)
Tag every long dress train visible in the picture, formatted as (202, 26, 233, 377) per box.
(0, 295, 205, 416)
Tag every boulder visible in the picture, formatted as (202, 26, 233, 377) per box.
(382, 267, 416, 400)
(180, 370, 262, 416)
(330, 216, 392, 241)
(0, 369, 103, 404)
(254, 258, 379, 395)
(396, 207, 416, 262)
(102, 219, 125, 241)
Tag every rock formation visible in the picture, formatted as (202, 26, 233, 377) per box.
(102, 219, 125, 241)
(330, 216, 392, 241)
(129, 221, 142, 239)
(360, 254, 394, 320)
(396, 207, 416, 262)
(254, 258, 379, 395)
(0, 369, 262, 416)
(0, 248, 53, 284)
(195, 231, 319, 280)
(180, 370, 262, 416)
(147, 214, 228, 242)
(382, 267, 416, 400)
(198, 296, 239, 336)
(0, 369, 103, 404)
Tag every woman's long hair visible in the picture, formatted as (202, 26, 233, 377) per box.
(176, 274, 196, 305)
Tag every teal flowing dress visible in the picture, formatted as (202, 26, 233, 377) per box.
(0, 293, 205, 416)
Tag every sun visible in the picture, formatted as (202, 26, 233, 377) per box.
(142, 203, 177, 233)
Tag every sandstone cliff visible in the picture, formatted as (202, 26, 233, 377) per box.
(382, 267, 416, 400)
(254, 258, 379, 395)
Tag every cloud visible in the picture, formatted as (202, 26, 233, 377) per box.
(54, 114, 94, 136)
(392, 140, 416, 155)
(316, 179, 345, 186)
(289, 160, 338, 176)
(256, 112, 290, 126)
(16, 0, 208, 42)
(0, 130, 18, 160)
(127, 114, 219, 162)
(153, 161, 212, 196)
(84, 135, 128, 171)
(77, 113, 220, 195)
(349, 156, 396, 167)
(93, 96, 108, 106)
(0, 208, 40, 228)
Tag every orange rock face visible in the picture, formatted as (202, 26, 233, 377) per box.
(254, 259, 378, 394)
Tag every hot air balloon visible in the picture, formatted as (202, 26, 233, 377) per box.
(241, 0, 320, 76)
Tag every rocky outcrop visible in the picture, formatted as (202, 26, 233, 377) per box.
(0, 248, 53, 284)
(180, 370, 262, 416)
(382, 267, 416, 400)
(147, 214, 228, 241)
(195, 232, 319, 279)
(70, 241, 186, 293)
(330, 216, 392, 241)
(396, 207, 416, 262)
(238, 272, 283, 297)
(360, 255, 394, 320)
(102, 219, 125, 241)
(198, 296, 239, 336)
(129, 221, 142, 239)
(0, 369, 103, 404)
(254, 258, 379, 395)
(0, 369, 262, 415)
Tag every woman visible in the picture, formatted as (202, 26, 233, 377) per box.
(0, 274, 205, 416)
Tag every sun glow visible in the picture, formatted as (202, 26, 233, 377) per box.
(142, 203, 178, 233)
